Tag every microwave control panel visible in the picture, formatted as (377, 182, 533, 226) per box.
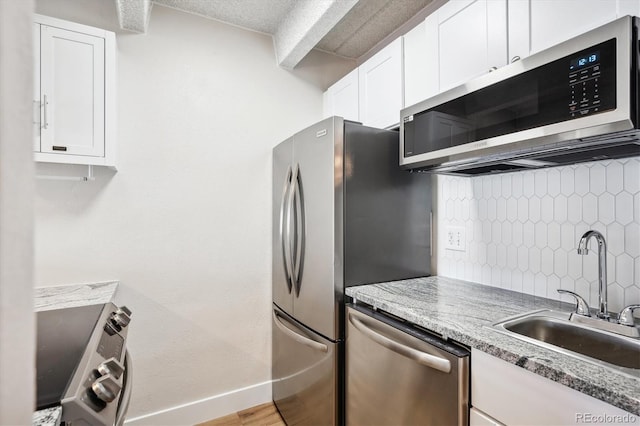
(569, 52, 602, 117)
(568, 39, 616, 119)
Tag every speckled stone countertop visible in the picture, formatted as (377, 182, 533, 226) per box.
(346, 276, 640, 416)
(32, 407, 61, 426)
(33, 281, 119, 426)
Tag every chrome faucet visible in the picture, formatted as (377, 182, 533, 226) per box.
(577, 230, 609, 320)
(557, 289, 591, 317)
(618, 305, 640, 326)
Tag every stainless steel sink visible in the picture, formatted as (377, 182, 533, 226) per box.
(493, 310, 640, 373)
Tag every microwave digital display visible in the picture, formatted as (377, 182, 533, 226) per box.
(569, 49, 603, 118)
(570, 52, 600, 70)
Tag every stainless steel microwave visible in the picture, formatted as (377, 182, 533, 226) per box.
(400, 16, 640, 175)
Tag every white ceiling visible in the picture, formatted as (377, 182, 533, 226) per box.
(115, 0, 437, 68)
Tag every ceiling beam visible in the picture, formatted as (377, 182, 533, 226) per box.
(115, 0, 153, 33)
(274, 0, 359, 69)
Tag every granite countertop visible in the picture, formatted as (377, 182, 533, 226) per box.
(32, 407, 62, 426)
(33, 281, 119, 426)
(346, 276, 640, 416)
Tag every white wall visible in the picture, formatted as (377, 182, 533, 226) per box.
(33, 1, 354, 423)
(0, 0, 35, 424)
(438, 159, 640, 314)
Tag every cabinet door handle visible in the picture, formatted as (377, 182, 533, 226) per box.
(511, 56, 521, 63)
(43, 94, 49, 129)
(348, 312, 451, 373)
(488, 66, 498, 72)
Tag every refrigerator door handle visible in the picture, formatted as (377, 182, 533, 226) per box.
(348, 312, 451, 373)
(292, 164, 306, 297)
(286, 168, 297, 293)
(273, 310, 328, 353)
(280, 166, 294, 293)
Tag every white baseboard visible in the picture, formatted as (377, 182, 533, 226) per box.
(124, 380, 272, 425)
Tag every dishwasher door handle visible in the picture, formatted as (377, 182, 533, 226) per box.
(349, 313, 451, 373)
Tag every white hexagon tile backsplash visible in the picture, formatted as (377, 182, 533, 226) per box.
(437, 157, 640, 313)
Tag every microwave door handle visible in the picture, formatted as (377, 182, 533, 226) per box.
(348, 313, 452, 373)
(280, 166, 294, 293)
(273, 310, 328, 353)
(292, 165, 305, 296)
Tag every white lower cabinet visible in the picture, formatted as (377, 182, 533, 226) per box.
(471, 349, 639, 425)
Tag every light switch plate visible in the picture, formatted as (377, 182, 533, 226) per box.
(445, 226, 466, 251)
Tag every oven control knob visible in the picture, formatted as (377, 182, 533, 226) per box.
(111, 306, 132, 328)
(91, 374, 122, 403)
(97, 357, 124, 380)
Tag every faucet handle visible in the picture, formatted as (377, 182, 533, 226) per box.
(557, 289, 591, 317)
(617, 304, 640, 326)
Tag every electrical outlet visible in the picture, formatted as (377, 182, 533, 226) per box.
(445, 226, 466, 251)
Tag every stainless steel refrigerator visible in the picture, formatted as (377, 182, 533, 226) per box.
(272, 117, 432, 425)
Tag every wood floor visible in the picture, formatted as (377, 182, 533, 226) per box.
(197, 402, 285, 426)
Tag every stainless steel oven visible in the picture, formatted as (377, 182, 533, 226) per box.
(36, 302, 133, 425)
(346, 304, 469, 426)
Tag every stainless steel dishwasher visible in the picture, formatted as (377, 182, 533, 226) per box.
(346, 304, 469, 426)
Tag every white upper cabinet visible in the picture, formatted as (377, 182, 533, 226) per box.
(323, 68, 359, 122)
(403, 0, 508, 104)
(436, 0, 508, 92)
(358, 38, 403, 129)
(328, 0, 640, 128)
(403, 20, 438, 108)
(33, 14, 116, 168)
(508, 0, 640, 60)
(39, 25, 105, 157)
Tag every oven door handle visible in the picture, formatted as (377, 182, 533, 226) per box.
(114, 349, 132, 426)
(348, 313, 451, 373)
